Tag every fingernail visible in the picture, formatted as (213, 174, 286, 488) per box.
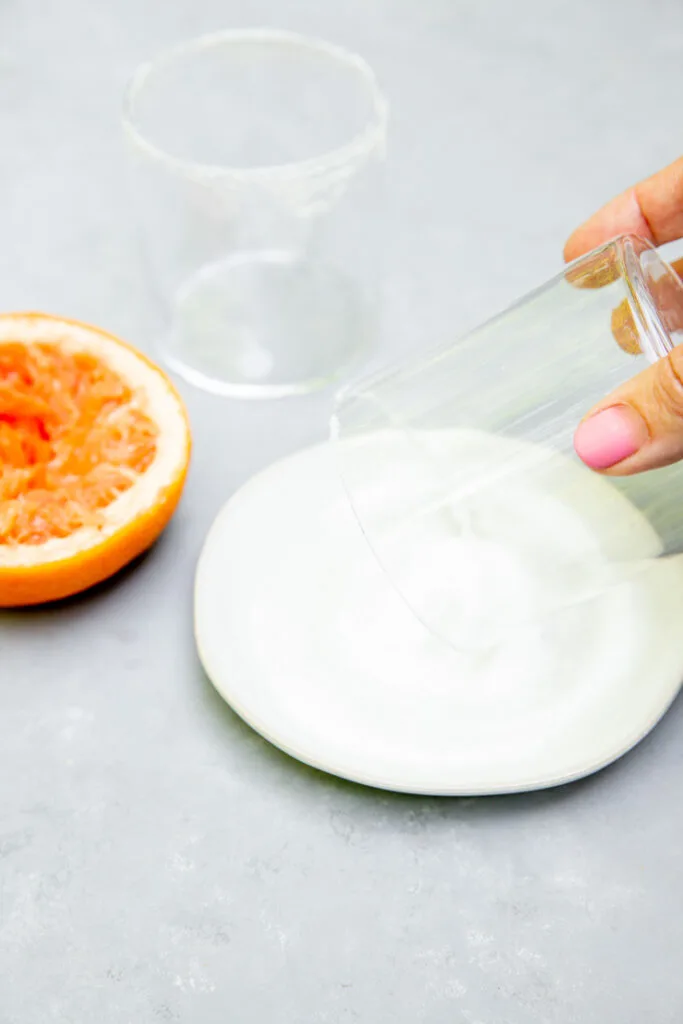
(574, 405, 649, 469)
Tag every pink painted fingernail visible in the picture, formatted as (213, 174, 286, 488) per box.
(574, 405, 648, 469)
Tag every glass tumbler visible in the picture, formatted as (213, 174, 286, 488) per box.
(333, 235, 683, 652)
(123, 29, 387, 397)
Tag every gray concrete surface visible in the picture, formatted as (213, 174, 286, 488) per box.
(2, 0, 683, 1021)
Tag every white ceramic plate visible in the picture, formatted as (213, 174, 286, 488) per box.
(195, 437, 683, 795)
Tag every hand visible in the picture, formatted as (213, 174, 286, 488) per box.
(565, 157, 683, 475)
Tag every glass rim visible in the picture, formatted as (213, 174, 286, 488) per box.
(621, 236, 676, 359)
(121, 27, 389, 184)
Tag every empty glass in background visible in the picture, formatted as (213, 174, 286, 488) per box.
(123, 29, 388, 398)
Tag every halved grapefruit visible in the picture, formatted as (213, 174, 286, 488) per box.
(0, 313, 191, 606)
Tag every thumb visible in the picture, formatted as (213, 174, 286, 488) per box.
(574, 346, 683, 475)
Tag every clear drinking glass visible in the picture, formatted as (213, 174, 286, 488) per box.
(123, 29, 387, 398)
(333, 235, 683, 651)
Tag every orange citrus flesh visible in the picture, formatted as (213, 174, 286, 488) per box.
(0, 313, 191, 607)
(0, 343, 159, 544)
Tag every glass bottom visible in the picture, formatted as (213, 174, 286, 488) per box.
(163, 252, 372, 398)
